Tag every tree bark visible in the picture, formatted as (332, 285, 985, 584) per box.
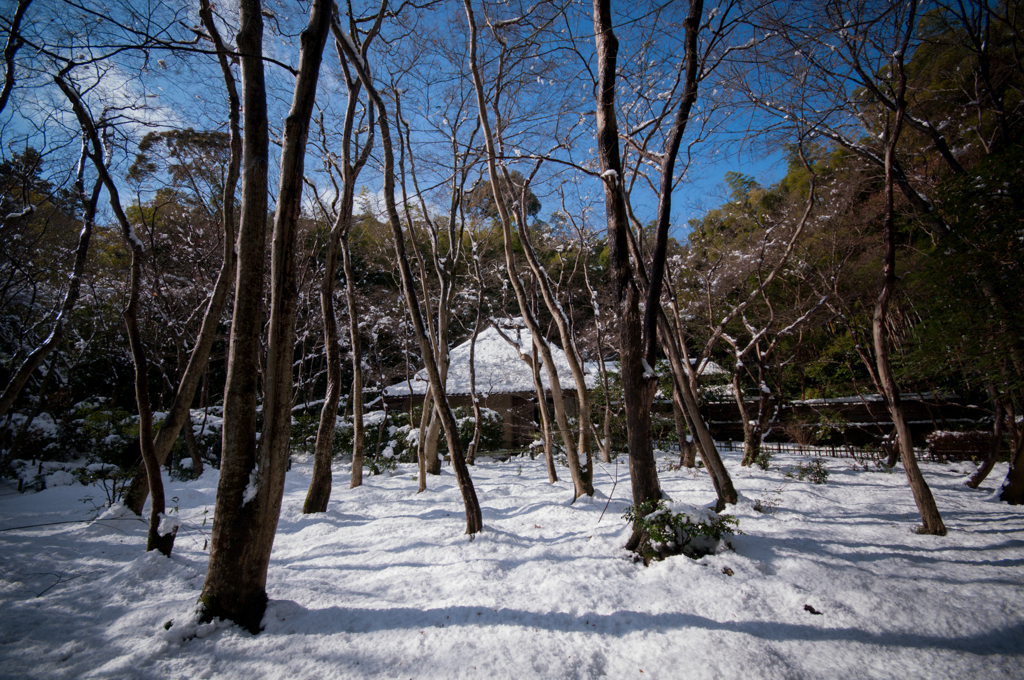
(461, 0, 589, 500)
(505, 175, 594, 494)
(733, 367, 759, 467)
(671, 378, 694, 467)
(55, 73, 177, 556)
(592, 0, 665, 542)
(123, 0, 240, 515)
(305, 75, 374, 507)
(0, 0, 32, 117)
(967, 384, 1004, 489)
(199, 0, 331, 632)
(532, 340, 559, 483)
(415, 389, 432, 493)
(343, 232, 365, 489)
(304, 205, 343, 512)
(424, 408, 443, 474)
(335, 15, 482, 534)
(1000, 434, 1024, 504)
(873, 0, 945, 536)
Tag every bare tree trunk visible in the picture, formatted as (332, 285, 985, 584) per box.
(55, 73, 177, 556)
(199, 0, 331, 632)
(343, 233, 365, 489)
(415, 390, 432, 492)
(123, 249, 175, 556)
(305, 83, 374, 507)
(461, 0, 589, 500)
(593, 0, 665, 543)
(466, 257, 486, 467)
(304, 212, 343, 512)
(504, 175, 594, 495)
(1000, 434, 1024, 504)
(335, 16, 481, 534)
(674, 379, 698, 468)
(424, 408, 443, 474)
(874, 0, 944, 536)
(674, 350, 733, 508)
(494, 322, 559, 482)
(967, 384, 1005, 489)
(671, 378, 693, 467)
(733, 368, 759, 467)
(123, 0, 240, 515)
(532, 348, 558, 483)
(662, 271, 729, 485)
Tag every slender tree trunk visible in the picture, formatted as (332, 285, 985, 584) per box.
(123, 0, 240, 515)
(199, 0, 331, 632)
(1000, 434, 1024, 504)
(305, 152, 370, 509)
(55, 73, 177, 555)
(461, 0, 588, 500)
(416, 390, 432, 492)
(466, 258, 486, 466)
(123, 250, 175, 556)
(671, 378, 693, 467)
(593, 0, 665, 544)
(335, 17, 481, 533)
(0, 0, 31, 117)
(674, 353, 732, 508)
(304, 218, 342, 512)
(531, 338, 558, 483)
(967, 384, 1005, 489)
(734, 368, 759, 467)
(507, 181, 594, 494)
(674, 380, 698, 468)
(424, 408, 443, 474)
(874, 0, 944, 536)
(344, 233, 365, 489)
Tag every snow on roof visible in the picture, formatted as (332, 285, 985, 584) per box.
(384, 319, 591, 398)
(692, 357, 727, 377)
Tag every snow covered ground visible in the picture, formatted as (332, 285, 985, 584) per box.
(1, 448, 1022, 679)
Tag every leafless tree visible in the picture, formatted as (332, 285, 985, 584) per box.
(463, 0, 596, 500)
(334, 6, 483, 534)
(302, 7, 380, 513)
(872, 0, 945, 534)
(123, 0, 240, 515)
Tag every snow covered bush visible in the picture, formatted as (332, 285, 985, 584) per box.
(0, 411, 61, 461)
(56, 401, 139, 468)
(449, 406, 503, 455)
(623, 499, 739, 564)
(334, 410, 415, 474)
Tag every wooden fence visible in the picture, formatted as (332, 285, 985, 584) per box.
(714, 439, 934, 463)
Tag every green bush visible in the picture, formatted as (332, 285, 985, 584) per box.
(74, 465, 133, 506)
(753, 448, 772, 470)
(448, 406, 503, 455)
(623, 499, 739, 564)
(795, 459, 829, 484)
(331, 409, 416, 474)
